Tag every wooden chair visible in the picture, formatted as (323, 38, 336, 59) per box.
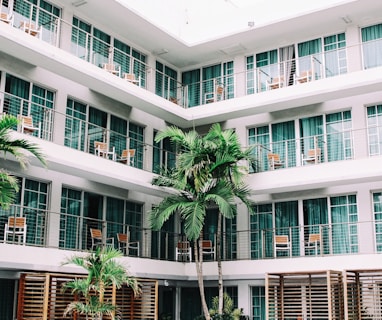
(90, 228, 114, 250)
(18, 115, 41, 137)
(268, 153, 283, 170)
(205, 84, 224, 103)
(4, 217, 27, 245)
(123, 73, 139, 85)
(102, 63, 121, 77)
(201, 240, 215, 260)
(294, 70, 313, 84)
(118, 149, 135, 165)
(169, 96, 179, 104)
(176, 240, 192, 262)
(267, 76, 284, 90)
(274, 235, 291, 257)
(117, 233, 139, 256)
(0, 12, 13, 25)
(305, 233, 321, 255)
(20, 21, 41, 38)
(302, 148, 321, 165)
(94, 141, 116, 161)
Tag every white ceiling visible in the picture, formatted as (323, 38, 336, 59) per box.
(66, 0, 382, 68)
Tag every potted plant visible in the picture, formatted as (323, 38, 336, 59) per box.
(61, 247, 140, 320)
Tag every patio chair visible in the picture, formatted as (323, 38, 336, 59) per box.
(90, 228, 114, 250)
(117, 233, 140, 256)
(201, 240, 215, 260)
(268, 153, 283, 170)
(94, 141, 116, 161)
(274, 235, 291, 257)
(176, 240, 192, 262)
(4, 217, 27, 245)
(302, 148, 321, 165)
(117, 149, 135, 165)
(18, 115, 41, 137)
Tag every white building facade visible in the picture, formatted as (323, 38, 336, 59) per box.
(1, 0, 382, 319)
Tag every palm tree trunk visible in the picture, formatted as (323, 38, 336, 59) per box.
(194, 238, 210, 320)
(217, 211, 223, 315)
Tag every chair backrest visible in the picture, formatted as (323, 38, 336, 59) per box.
(8, 216, 26, 228)
(307, 148, 321, 157)
(177, 241, 190, 250)
(117, 233, 128, 244)
(273, 76, 284, 83)
(309, 233, 321, 243)
(275, 235, 289, 245)
(216, 85, 224, 95)
(268, 153, 280, 162)
(201, 240, 212, 249)
(19, 115, 34, 128)
(94, 141, 107, 152)
(125, 73, 136, 81)
(103, 63, 116, 72)
(121, 149, 135, 158)
(90, 228, 102, 240)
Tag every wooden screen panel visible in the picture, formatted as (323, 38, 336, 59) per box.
(17, 273, 158, 320)
(266, 270, 344, 320)
(18, 273, 47, 320)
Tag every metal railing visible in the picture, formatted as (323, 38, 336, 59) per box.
(0, 207, 379, 262)
(1, 87, 380, 174)
(2, 0, 382, 108)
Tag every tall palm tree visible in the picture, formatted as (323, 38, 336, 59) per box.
(150, 124, 255, 319)
(0, 114, 46, 208)
(62, 247, 140, 320)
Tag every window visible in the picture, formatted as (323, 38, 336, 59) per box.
(330, 194, 358, 254)
(250, 204, 273, 259)
(4, 74, 55, 140)
(0, 177, 49, 246)
(13, 0, 61, 43)
(152, 130, 176, 174)
(362, 23, 382, 69)
(248, 126, 270, 172)
(129, 122, 145, 169)
(367, 104, 382, 156)
(252, 287, 266, 320)
(60, 187, 82, 249)
(182, 62, 233, 108)
(373, 192, 382, 252)
(248, 121, 296, 170)
(125, 201, 143, 244)
(65, 98, 87, 151)
(155, 61, 178, 100)
(326, 110, 352, 161)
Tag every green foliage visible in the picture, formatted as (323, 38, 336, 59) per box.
(194, 293, 246, 320)
(0, 114, 47, 208)
(150, 123, 255, 241)
(61, 247, 140, 320)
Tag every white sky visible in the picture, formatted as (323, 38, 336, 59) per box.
(118, 0, 349, 42)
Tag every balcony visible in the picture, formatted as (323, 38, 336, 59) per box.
(0, 206, 379, 263)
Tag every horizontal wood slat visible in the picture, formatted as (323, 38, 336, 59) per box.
(17, 272, 158, 320)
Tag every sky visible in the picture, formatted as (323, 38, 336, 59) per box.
(117, 0, 349, 43)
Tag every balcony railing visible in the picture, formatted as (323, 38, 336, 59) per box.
(0, 206, 379, 262)
(2, 86, 380, 174)
(2, 0, 382, 108)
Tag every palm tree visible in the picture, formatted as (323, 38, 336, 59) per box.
(150, 124, 255, 319)
(0, 114, 46, 208)
(62, 247, 140, 320)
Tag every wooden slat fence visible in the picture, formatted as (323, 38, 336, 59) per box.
(17, 272, 158, 320)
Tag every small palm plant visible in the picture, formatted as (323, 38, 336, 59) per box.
(0, 114, 46, 208)
(61, 247, 140, 320)
(209, 293, 243, 320)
